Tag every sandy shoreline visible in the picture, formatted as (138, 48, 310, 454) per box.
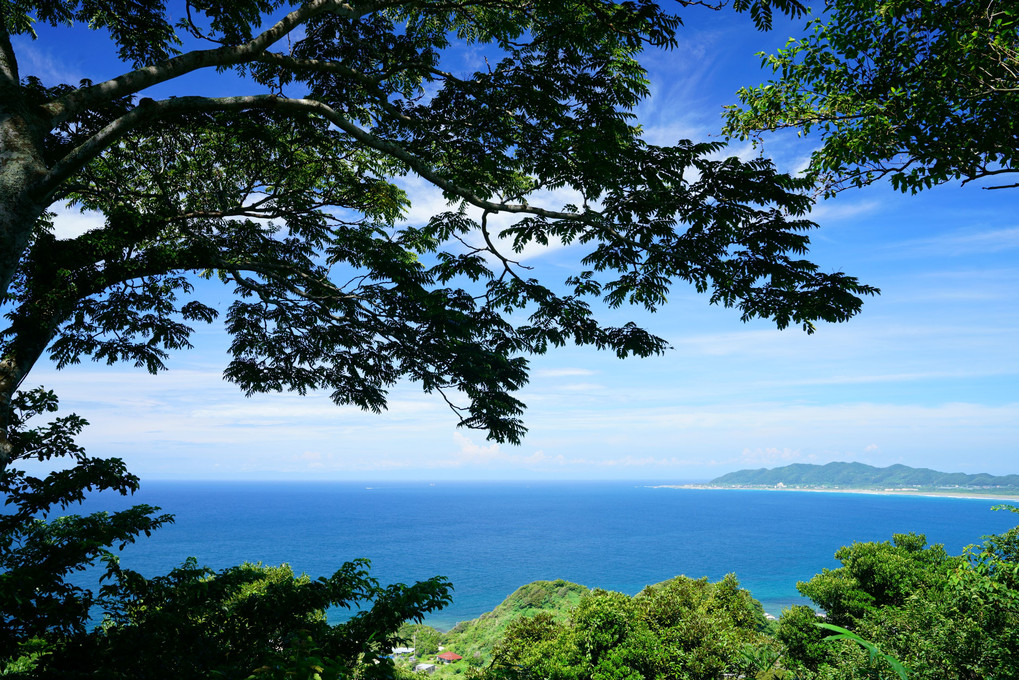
(649, 484, 1019, 502)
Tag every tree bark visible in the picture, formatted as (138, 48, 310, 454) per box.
(0, 16, 49, 304)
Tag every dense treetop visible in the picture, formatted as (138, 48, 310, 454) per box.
(0, 0, 877, 463)
(725, 0, 1019, 195)
(780, 521, 1019, 679)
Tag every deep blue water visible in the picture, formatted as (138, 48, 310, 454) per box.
(74, 481, 1018, 630)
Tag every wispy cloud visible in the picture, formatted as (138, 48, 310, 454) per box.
(738, 447, 806, 466)
(893, 267, 1019, 303)
(809, 200, 881, 223)
(759, 368, 1019, 388)
(50, 203, 105, 239)
(558, 383, 606, 392)
(10, 39, 84, 85)
(887, 226, 1019, 258)
(533, 368, 596, 378)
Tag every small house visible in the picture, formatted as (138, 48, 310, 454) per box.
(437, 652, 463, 664)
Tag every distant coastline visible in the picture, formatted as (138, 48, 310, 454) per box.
(690, 461, 1019, 501)
(650, 484, 1019, 502)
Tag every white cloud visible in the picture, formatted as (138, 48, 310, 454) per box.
(764, 368, 1019, 388)
(533, 368, 596, 378)
(888, 226, 1019, 257)
(10, 39, 83, 85)
(669, 328, 804, 357)
(393, 175, 457, 227)
(509, 400, 1019, 471)
(661, 321, 1019, 383)
(739, 447, 805, 466)
(641, 120, 712, 147)
(50, 203, 105, 239)
(808, 200, 881, 223)
(188, 397, 440, 422)
(24, 356, 1019, 479)
(892, 267, 1019, 304)
(312, 433, 562, 472)
(453, 431, 503, 463)
(559, 383, 605, 392)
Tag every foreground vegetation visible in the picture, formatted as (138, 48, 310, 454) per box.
(399, 516, 1019, 680)
(0, 390, 453, 680)
(4, 393, 1019, 679)
(3, 1, 1017, 678)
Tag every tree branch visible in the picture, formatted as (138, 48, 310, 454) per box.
(255, 52, 420, 124)
(959, 166, 1019, 185)
(40, 0, 376, 127)
(39, 94, 589, 223)
(480, 210, 530, 285)
(256, 51, 380, 83)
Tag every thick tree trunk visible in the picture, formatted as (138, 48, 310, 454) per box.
(0, 15, 50, 300)
(0, 145, 48, 302)
(0, 22, 51, 470)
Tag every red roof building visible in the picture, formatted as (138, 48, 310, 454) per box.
(437, 652, 462, 663)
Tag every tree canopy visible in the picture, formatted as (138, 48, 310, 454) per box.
(724, 0, 1019, 195)
(0, 2, 881, 676)
(0, 387, 455, 679)
(0, 0, 880, 464)
(484, 574, 773, 680)
(778, 519, 1019, 679)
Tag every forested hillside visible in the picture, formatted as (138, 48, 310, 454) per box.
(395, 575, 772, 679)
(712, 462, 1019, 489)
(396, 579, 590, 673)
(396, 513, 1019, 680)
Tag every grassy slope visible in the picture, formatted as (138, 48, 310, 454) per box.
(396, 575, 777, 678)
(397, 579, 590, 677)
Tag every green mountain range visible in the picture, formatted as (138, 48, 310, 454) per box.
(710, 461, 1019, 489)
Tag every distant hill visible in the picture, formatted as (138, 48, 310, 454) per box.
(396, 579, 590, 673)
(399, 575, 767, 677)
(442, 579, 589, 664)
(710, 462, 1019, 489)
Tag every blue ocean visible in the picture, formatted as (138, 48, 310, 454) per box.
(77, 482, 1019, 630)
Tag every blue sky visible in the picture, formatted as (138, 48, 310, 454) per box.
(13, 5, 1019, 481)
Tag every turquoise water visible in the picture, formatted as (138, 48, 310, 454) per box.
(78, 481, 1018, 629)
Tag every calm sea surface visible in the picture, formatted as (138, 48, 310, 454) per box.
(75, 481, 1018, 629)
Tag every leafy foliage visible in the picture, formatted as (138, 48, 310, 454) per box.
(37, 558, 452, 680)
(399, 622, 445, 657)
(437, 580, 591, 669)
(0, 389, 172, 657)
(780, 519, 1019, 679)
(2, 0, 873, 454)
(483, 574, 773, 680)
(815, 623, 909, 680)
(0, 389, 453, 679)
(725, 0, 1019, 195)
